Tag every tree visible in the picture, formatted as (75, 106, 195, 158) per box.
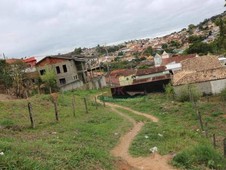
(188, 24, 196, 34)
(169, 40, 181, 48)
(143, 46, 153, 56)
(186, 41, 212, 55)
(162, 43, 168, 49)
(41, 67, 57, 94)
(74, 47, 82, 55)
(0, 60, 12, 90)
(188, 35, 205, 43)
(10, 61, 27, 97)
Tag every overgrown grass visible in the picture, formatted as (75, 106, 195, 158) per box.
(173, 144, 226, 170)
(0, 90, 132, 170)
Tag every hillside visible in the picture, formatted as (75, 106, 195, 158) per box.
(1, 89, 226, 169)
(71, 11, 226, 71)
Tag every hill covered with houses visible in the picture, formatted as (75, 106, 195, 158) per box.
(0, 11, 226, 98)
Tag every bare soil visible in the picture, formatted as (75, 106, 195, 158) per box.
(0, 94, 17, 101)
(101, 100, 176, 170)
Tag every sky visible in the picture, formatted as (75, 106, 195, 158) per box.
(0, 0, 225, 58)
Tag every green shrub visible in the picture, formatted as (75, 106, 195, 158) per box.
(173, 144, 226, 169)
(0, 119, 14, 127)
(211, 111, 224, 117)
(220, 87, 226, 101)
(164, 83, 175, 100)
(176, 84, 201, 102)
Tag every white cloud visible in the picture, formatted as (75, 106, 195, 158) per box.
(0, 0, 225, 58)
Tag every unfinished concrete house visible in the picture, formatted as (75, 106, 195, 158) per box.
(36, 54, 106, 91)
(173, 55, 226, 95)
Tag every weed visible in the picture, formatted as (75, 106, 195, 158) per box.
(0, 119, 14, 127)
(211, 111, 224, 117)
(172, 144, 226, 169)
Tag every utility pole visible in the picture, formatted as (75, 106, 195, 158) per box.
(104, 46, 112, 87)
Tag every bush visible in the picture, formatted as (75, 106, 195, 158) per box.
(164, 83, 175, 100)
(176, 84, 201, 102)
(173, 144, 226, 169)
(220, 87, 226, 101)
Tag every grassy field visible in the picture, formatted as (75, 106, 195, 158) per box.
(104, 93, 226, 169)
(1, 89, 226, 170)
(0, 90, 132, 170)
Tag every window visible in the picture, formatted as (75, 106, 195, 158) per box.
(40, 69, 46, 75)
(59, 78, 66, 85)
(74, 75, 78, 80)
(63, 65, 67, 72)
(56, 66, 61, 74)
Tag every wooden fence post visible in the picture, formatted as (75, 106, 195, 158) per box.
(28, 102, 35, 128)
(197, 110, 204, 131)
(223, 138, 226, 157)
(53, 101, 59, 121)
(72, 95, 76, 117)
(213, 134, 216, 149)
(102, 96, 106, 107)
(84, 98, 88, 113)
(205, 122, 208, 138)
(95, 97, 98, 109)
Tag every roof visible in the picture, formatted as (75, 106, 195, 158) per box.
(173, 67, 226, 86)
(110, 69, 136, 77)
(136, 66, 166, 76)
(23, 57, 36, 63)
(162, 54, 196, 66)
(5, 58, 23, 64)
(133, 74, 171, 84)
(173, 55, 226, 86)
(36, 54, 97, 66)
(181, 55, 223, 72)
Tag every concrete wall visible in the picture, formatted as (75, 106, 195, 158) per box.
(174, 79, 226, 96)
(60, 80, 84, 92)
(54, 60, 79, 86)
(37, 60, 79, 87)
(119, 75, 134, 86)
(86, 76, 106, 90)
(210, 79, 226, 94)
(60, 76, 106, 92)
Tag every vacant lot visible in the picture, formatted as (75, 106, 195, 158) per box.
(1, 89, 226, 170)
(0, 90, 132, 170)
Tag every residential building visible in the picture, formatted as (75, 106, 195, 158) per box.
(36, 54, 105, 91)
(173, 55, 226, 95)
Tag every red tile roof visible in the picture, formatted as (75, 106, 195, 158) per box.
(161, 54, 196, 66)
(136, 66, 166, 76)
(5, 59, 23, 64)
(110, 69, 136, 77)
(23, 57, 36, 63)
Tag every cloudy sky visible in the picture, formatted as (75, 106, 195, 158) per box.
(0, 0, 225, 58)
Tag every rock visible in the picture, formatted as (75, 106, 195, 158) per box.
(158, 133, 163, 137)
(150, 146, 158, 153)
(144, 135, 149, 139)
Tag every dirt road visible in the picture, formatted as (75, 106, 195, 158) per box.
(102, 100, 176, 170)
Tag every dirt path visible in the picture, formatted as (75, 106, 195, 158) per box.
(99, 98, 175, 170)
(0, 94, 17, 101)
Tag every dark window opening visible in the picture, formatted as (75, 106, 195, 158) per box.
(40, 69, 46, 75)
(63, 65, 67, 72)
(56, 66, 61, 74)
(59, 78, 66, 85)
